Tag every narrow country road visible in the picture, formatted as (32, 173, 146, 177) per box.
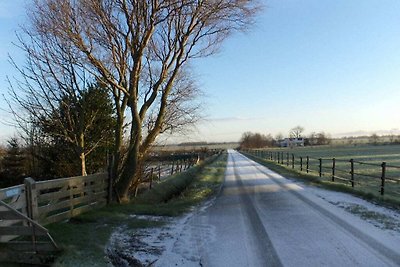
(156, 150, 400, 267)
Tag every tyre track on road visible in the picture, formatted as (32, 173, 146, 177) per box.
(231, 155, 283, 267)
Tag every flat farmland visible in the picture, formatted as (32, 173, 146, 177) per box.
(259, 145, 400, 201)
(153, 142, 239, 152)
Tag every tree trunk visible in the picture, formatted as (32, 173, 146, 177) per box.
(115, 142, 140, 202)
(112, 116, 124, 182)
(80, 152, 87, 176)
(79, 132, 87, 176)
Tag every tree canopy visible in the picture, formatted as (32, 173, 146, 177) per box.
(10, 0, 260, 201)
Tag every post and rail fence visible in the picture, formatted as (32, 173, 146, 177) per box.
(0, 172, 111, 264)
(0, 151, 208, 264)
(244, 150, 400, 198)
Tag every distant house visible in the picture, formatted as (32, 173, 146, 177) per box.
(280, 138, 304, 147)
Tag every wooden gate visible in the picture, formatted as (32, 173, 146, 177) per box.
(0, 200, 58, 265)
(0, 186, 59, 265)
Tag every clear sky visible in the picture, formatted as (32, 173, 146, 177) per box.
(1, 0, 400, 144)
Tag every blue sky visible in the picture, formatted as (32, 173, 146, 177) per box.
(1, 0, 400, 143)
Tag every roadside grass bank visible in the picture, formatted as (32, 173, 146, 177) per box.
(242, 152, 400, 209)
(46, 152, 227, 266)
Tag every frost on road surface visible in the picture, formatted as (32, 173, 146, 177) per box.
(109, 150, 400, 267)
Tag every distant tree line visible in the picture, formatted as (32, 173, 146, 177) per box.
(239, 128, 332, 149)
(239, 130, 400, 149)
(239, 132, 275, 149)
(305, 132, 331, 146)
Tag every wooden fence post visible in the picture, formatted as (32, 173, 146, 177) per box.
(350, 159, 354, 188)
(318, 158, 322, 177)
(381, 162, 386, 195)
(24, 178, 38, 221)
(286, 153, 289, 166)
(277, 152, 280, 164)
(306, 156, 309, 173)
(171, 161, 175, 175)
(300, 157, 303, 171)
(332, 158, 335, 182)
(292, 154, 295, 169)
(149, 168, 154, 189)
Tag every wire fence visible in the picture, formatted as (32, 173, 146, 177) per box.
(244, 150, 400, 198)
(138, 150, 222, 191)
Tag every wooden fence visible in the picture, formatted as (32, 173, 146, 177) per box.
(30, 173, 110, 225)
(1, 154, 200, 229)
(0, 184, 28, 243)
(0, 173, 111, 264)
(0, 200, 58, 264)
(145, 156, 198, 181)
(0, 172, 110, 228)
(0, 153, 205, 264)
(245, 150, 400, 197)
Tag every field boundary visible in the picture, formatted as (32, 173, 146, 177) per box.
(243, 150, 400, 199)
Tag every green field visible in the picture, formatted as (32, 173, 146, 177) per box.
(254, 145, 400, 201)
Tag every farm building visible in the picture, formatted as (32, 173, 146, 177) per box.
(280, 138, 304, 147)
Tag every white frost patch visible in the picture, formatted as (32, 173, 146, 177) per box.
(106, 198, 217, 267)
(129, 214, 169, 222)
(302, 183, 400, 234)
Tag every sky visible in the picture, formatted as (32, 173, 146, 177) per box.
(1, 0, 400, 144)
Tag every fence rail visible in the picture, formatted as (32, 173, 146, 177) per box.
(0, 153, 201, 228)
(0, 173, 111, 228)
(0, 151, 208, 264)
(245, 150, 400, 197)
(0, 200, 59, 264)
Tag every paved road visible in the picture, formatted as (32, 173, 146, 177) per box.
(157, 150, 400, 267)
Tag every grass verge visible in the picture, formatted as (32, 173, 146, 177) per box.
(46, 152, 227, 266)
(242, 152, 400, 210)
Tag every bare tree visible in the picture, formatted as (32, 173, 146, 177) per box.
(22, 0, 260, 201)
(290, 126, 304, 139)
(239, 132, 274, 149)
(275, 133, 283, 141)
(144, 71, 202, 137)
(6, 22, 111, 176)
(369, 133, 379, 145)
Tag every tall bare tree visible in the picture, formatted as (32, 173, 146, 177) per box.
(290, 126, 304, 139)
(23, 0, 260, 201)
